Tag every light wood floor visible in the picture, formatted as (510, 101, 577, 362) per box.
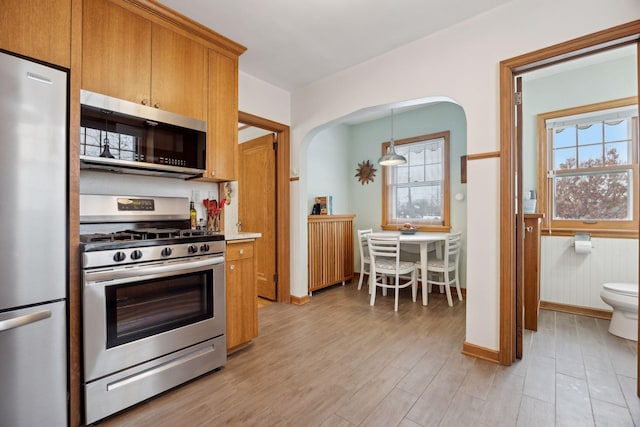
(97, 280, 639, 426)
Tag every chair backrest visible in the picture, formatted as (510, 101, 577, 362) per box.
(367, 235, 401, 269)
(445, 232, 462, 265)
(357, 228, 373, 258)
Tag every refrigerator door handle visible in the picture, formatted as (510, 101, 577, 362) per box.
(0, 310, 51, 333)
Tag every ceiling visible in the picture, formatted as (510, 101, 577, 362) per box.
(157, 0, 513, 92)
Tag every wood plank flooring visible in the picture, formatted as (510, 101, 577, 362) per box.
(96, 280, 638, 426)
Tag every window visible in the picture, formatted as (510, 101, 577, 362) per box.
(382, 132, 450, 231)
(538, 98, 638, 235)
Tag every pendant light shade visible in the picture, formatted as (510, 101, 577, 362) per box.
(378, 108, 406, 166)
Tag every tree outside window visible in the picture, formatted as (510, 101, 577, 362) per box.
(537, 98, 638, 235)
(382, 132, 450, 231)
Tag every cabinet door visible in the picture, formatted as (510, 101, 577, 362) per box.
(0, 0, 70, 68)
(226, 241, 257, 351)
(82, 0, 151, 104)
(206, 50, 238, 180)
(151, 24, 206, 120)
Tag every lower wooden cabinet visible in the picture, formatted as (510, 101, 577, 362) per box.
(226, 239, 257, 352)
(307, 215, 355, 293)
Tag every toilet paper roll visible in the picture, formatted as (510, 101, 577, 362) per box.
(574, 240, 592, 254)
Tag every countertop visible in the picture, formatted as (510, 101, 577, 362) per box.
(225, 232, 262, 241)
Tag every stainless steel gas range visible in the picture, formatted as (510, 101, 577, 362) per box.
(80, 195, 226, 424)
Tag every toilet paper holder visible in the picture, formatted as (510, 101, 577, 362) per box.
(573, 233, 594, 248)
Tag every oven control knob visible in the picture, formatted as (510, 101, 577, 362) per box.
(200, 243, 210, 252)
(161, 247, 173, 257)
(113, 251, 126, 262)
(188, 245, 198, 254)
(131, 250, 143, 260)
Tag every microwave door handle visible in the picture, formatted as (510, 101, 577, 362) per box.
(0, 310, 52, 333)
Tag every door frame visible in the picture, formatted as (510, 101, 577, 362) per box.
(238, 111, 291, 303)
(499, 20, 640, 369)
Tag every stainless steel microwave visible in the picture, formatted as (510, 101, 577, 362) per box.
(80, 90, 206, 179)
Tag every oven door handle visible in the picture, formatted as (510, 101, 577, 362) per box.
(84, 255, 224, 284)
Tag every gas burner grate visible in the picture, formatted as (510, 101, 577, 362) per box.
(126, 228, 181, 239)
(80, 232, 143, 243)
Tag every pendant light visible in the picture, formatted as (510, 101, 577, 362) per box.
(378, 108, 406, 166)
(99, 111, 115, 159)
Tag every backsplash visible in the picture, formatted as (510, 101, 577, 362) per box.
(80, 170, 218, 223)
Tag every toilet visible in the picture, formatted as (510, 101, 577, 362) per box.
(600, 282, 638, 341)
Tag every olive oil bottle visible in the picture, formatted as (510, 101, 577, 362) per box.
(190, 201, 197, 230)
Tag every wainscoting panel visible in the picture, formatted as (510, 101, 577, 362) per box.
(540, 236, 638, 310)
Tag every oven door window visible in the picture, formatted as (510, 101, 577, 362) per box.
(105, 270, 213, 348)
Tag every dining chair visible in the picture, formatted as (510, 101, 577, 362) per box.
(356, 228, 373, 291)
(425, 231, 462, 307)
(368, 234, 418, 311)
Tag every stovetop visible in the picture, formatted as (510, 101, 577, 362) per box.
(80, 227, 225, 252)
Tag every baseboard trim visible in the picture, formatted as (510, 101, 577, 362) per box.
(290, 294, 311, 305)
(462, 342, 500, 364)
(540, 301, 612, 320)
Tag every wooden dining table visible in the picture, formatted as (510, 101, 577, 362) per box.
(370, 231, 449, 305)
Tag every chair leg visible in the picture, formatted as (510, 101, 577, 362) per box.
(454, 272, 463, 301)
(382, 276, 388, 297)
(443, 270, 453, 306)
(357, 262, 365, 290)
(394, 284, 399, 311)
(370, 280, 377, 306)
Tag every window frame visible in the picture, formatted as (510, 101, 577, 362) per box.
(381, 131, 451, 232)
(536, 97, 639, 237)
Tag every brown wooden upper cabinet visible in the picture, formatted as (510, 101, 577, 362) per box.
(205, 50, 239, 181)
(82, 0, 206, 121)
(0, 0, 71, 68)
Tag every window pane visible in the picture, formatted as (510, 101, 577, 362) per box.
(577, 144, 603, 167)
(554, 147, 576, 169)
(604, 119, 629, 142)
(395, 165, 409, 184)
(408, 165, 424, 182)
(425, 164, 442, 181)
(553, 171, 631, 220)
(604, 142, 630, 165)
(577, 123, 602, 146)
(408, 147, 425, 165)
(395, 185, 442, 220)
(554, 127, 575, 149)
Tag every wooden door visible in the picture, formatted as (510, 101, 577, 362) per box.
(82, 0, 151, 104)
(0, 0, 71, 68)
(515, 76, 524, 359)
(151, 24, 206, 120)
(239, 134, 277, 300)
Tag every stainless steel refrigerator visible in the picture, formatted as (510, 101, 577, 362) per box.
(0, 51, 68, 426)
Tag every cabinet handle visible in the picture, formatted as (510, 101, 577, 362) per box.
(230, 264, 235, 270)
(154, 102, 161, 109)
(141, 99, 149, 106)
(239, 249, 244, 255)
(525, 226, 534, 232)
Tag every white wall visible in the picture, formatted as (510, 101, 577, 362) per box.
(239, 71, 291, 127)
(306, 124, 352, 215)
(286, 0, 640, 352)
